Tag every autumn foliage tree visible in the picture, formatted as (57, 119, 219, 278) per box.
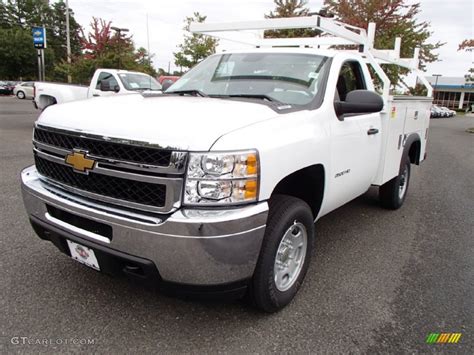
(80, 18, 134, 63)
(458, 39, 474, 51)
(56, 17, 156, 84)
(80, 17, 115, 59)
(458, 39, 473, 86)
(323, 0, 443, 86)
(264, 0, 318, 38)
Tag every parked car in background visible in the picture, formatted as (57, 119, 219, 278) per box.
(430, 105, 452, 118)
(430, 105, 442, 118)
(158, 75, 180, 91)
(0, 81, 13, 95)
(6, 81, 19, 93)
(440, 106, 456, 117)
(14, 82, 35, 99)
(33, 69, 162, 110)
(0, 81, 19, 95)
(158, 75, 180, 84)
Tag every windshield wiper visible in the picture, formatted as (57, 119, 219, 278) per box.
(210, 94, 281, 104)
(165, 89, 208, 97)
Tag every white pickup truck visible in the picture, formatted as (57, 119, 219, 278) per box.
(21, 16, 432, 312)
(33, 69, 162, 110)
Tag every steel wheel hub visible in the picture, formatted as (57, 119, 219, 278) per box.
(398, 166, 408, 199)
(274, 221, 308, 292)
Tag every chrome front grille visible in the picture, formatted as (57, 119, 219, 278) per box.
(34, 127, 173, 166)
(32, 125, 187, 213)
(35, 155, 167, 207)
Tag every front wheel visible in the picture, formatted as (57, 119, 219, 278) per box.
(250, 194, 314, 312)
(16, 91, 25, 99)
(379, 156, 411, 209)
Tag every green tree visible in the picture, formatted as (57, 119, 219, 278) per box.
(264, 0, 318, 38)
(0, 27, 37, 79)
(174, 12, 218, 71)
(323, 0, 444, 86)
(0, 0, 82, 80)
(54, 57, 96, 85)
(0, 2, 9, 27)
(1, 0, 48, 28)
(156, 68, 168, 76)
(135, 47, 157, 76)
(49, 1, 82, 57)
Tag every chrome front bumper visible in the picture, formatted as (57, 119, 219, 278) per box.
(21, 166, 268, 286)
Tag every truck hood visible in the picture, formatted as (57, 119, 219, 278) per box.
(37, 94, 280, 151)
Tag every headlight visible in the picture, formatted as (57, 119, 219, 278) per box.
(184, 150, 259, 205)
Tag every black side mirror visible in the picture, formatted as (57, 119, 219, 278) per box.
(113, 85, 120, 93)
(161, 80, 174, 92)
(334, 90, 383, 118)
(100, 81, 111, 92)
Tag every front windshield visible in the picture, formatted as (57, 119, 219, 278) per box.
(118, 73, 162, 91)
(168, 52, 329, 106)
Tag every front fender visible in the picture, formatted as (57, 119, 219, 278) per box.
(210, 108, 331, 201)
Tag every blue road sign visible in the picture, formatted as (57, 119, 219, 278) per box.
(32, 27, 47, 49)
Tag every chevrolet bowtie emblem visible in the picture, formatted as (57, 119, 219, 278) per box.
(65, 150, 95, 173)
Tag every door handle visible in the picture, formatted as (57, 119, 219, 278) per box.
(93, 94, 100, 97)
(367, 128, 379, 135)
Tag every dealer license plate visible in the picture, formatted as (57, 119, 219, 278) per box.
(67, 240, 100, 271)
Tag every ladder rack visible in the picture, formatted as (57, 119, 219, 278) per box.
(190, 16, 433, 101)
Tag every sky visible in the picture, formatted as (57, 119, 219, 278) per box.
(65, 0, 473, 77)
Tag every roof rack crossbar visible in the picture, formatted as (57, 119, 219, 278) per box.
(190, 16, 423, 71)
(190, 16, 432, 100)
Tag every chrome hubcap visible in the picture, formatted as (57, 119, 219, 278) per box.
(274, 221, 308, 292)
(398, 166, 408, 199)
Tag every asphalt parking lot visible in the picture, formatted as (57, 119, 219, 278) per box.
(1, 96, 472, 353)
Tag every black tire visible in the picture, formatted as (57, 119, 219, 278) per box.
(16, 91, 25, 99)
(250, 194, 314, 312)
(379, 156, 411, 209)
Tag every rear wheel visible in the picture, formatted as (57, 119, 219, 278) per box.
(250, 194, 314, 312)
(16, 91, 25, 99)
(379, 156, 411, 209)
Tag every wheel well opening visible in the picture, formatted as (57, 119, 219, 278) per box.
(408, 140, 421, 165)
(271, 165, 325, 219)
(39, 95, 57, 109)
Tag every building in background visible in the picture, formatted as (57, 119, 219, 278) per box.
(427, 76, 474, 111)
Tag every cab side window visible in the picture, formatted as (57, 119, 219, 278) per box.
(96, 72, 119, 90)
(336, 62, 366, 101)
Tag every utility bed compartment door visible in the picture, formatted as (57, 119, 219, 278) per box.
(374, 98, 431, 185)
(404, 100, 430, 135)
(378, 102, 406, 184)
